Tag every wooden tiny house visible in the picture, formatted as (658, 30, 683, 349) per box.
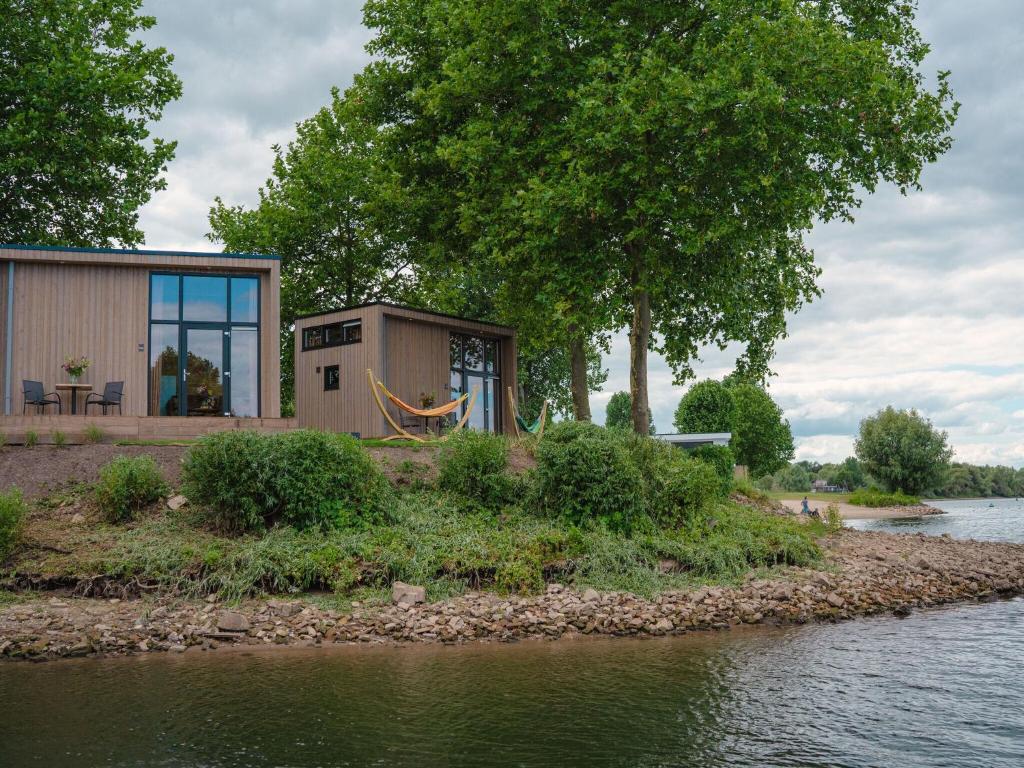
(294, 303, 517, 437)
(0, 244, 283, 429)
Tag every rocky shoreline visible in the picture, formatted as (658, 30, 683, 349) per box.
(2, 528, 1023, 662)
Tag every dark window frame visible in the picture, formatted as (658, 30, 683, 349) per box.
(302, 318, 362, 351)
(324, 364, 340, 391)
(449, 332, 501, 433)
(147, 271, 261, 417)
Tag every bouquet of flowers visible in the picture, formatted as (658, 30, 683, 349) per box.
(419, 391, 436, 409)
(62, 355, 90, 382)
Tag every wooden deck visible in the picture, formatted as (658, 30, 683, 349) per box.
(0, 415, 299, 444)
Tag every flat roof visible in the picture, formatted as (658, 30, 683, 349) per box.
(296, 301, 515, 331)
(656, 432, 732, 442)
(0, 243, 279, 261)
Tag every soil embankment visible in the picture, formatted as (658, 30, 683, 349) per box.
(3, 528, 1022, 661)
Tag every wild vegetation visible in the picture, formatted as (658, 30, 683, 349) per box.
(0, 489, 27, 561)
(1, 428, 827, 602)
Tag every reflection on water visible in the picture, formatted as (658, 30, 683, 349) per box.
(3, 500, 1023, 767)
(2, 599, 1023, 768)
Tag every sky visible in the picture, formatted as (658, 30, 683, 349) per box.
(136, 1, 1024, 468)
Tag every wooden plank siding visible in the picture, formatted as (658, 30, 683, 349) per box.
(0, 246, 280, 418)
(294, 302, 517, 437)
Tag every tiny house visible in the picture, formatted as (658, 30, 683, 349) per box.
(294, 303, 517, 437)
(0, 244, 283, 428)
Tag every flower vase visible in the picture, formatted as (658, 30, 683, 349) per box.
(69, 374, 79, 384)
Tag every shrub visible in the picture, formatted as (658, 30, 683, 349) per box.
(531, 421, 645, 533)
(615, 435, 719, 527)
(825, 503, 843, 532)
(437, 430, 513, 509)
(84, 424, 105, 444)
(94, 456, 169, 523)
(182, 430, 391, 533)
(848, 487, 920, 508)
(24, 430, 37, 448)
(690, 444, 736, 493)
(51, 430, 67, 448)
(0, 489, 27, 560)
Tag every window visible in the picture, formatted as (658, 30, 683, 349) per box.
(183, 276, 228, 322)
(449, 333, 501, 433)
(231, 277, 259, 323)
(324, 365, 340, 391)
(302, 318, 362, 351)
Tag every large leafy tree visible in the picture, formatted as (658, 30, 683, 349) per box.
(674, 380, 736, 433)
(605, 391, 654, 434)
(358, 0, 957, 434)
(729, 381, 794, 477)
(855, 407, 952, 495)
(0, 0, 181, 246)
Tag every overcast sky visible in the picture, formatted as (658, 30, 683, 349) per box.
(136, 1, 1024, 468)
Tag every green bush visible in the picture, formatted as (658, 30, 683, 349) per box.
(182, 430, 391, 533)
(848, 487, 920, 507)
(437, 430, 513, 509)
(94, 455, 168, 523)
(689, 444, 736, 493)
(531, 421, 645, 533)
(0, 488, 27, 560)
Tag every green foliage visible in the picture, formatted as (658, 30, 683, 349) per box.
(605, 391, 654, 434)
(51, 430, 67, 448)
(728, 382, 795, 477)
(690, 444, 736, 493)
(773, 463, 812, 493)
(621, 435, 721, 527)
(531, 422, 645, 533)
(932, 462, 1024, 499)
(848, 488, 921, 508)
(0, 0, 181, 246)
(94, 456, 168, 523)
(436, 430, 514, 509)
(674, 380, 735, 433)
(824, 504, 843, 533)
(0, 489, 27, 561)
(24, 430, 37, 448)
(182, 430, 391, 533)
(83, 424, 105, 444)
(855, 407, 953, 495)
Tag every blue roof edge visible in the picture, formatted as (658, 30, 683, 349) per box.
(0, 243, 280, 261)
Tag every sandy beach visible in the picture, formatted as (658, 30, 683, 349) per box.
(779, 499, 943, 520)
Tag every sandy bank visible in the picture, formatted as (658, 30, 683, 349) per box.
(779, 498, 943, 520)
(2, 527, 1022, 662)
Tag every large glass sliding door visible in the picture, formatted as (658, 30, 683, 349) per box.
(148, 273, 260, 417)
(449, 333, 500, 432)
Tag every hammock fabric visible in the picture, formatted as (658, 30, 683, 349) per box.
(508, 386, 548, 438)
(367, 368, 477, 442)
(377, 381, 467, 418)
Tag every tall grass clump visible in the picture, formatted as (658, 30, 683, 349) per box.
(94, 455, 168, 523)
(24, 430, 38, 448)
(83, 424, 105, 444)
(182, 430, 391, 533)
(436, 430, 514, 509)
(0, 489, 28, 560)
(531, 421, 645, 533)
(51, 430, 67, 448)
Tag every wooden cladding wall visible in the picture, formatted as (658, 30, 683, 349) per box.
(3, 254, 280, 417)
(0, 262, 9, 414)
(293, 303, 517, 437)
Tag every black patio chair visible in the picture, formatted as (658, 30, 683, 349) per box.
(85, 381, 124, 415)
(23, 380, 61, 414)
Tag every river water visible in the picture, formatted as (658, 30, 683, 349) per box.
(1, 500, 1022, 767)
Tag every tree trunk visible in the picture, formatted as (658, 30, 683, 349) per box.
(629, 261, 651, 435)
(568, 332, 592, 422)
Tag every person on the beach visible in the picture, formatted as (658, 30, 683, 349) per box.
(801, 497, 811, 515)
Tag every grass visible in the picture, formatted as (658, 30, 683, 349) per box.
(848, 488, 921, 507)
(359, 438, 427, 450)
(83, 424, 105, 444)
(5, 488, 826, 602)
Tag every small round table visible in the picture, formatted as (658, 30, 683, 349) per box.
(55, 383, 93, 415)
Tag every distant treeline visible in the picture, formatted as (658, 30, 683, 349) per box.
(758, 459, 1024, 499)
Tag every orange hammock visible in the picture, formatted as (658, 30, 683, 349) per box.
(378, 381, 467, 418)
(367, 368, 478, 442)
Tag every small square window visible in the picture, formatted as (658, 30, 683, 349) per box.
(324, 323, 344, 346)
(324, 365, 340, 391)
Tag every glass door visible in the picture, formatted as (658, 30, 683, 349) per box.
(183, 327, 226, 416)
(449, 333, 500, 432)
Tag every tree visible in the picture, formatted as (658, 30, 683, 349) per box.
(773, 463, 811, 493)
(832, 457, 867, 491)
(673, 380, 735, 433)
(0, 0, 181, 246)
(854, 407, 952, 495)
(209, 90, 424, 411)
(729, 382, 794, 477)
(358, 0, 957, 436)
(605, 391, 654, 434)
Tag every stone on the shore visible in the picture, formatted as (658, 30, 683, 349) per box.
(268, 600, 301, 617)
(167, 494, 188, 511)
(392, 582, 426, 606)
(216, 611, 250, 632)
(581, 588, 601, 603)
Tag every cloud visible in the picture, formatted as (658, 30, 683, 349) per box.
(132, 1, 1024, 468)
